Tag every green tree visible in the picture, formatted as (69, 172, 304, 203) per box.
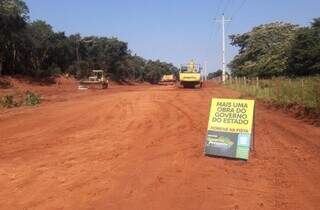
(0, 0, 29, 17)
(0, 0, 178, 82)
(77, 36, 130, 80)
(0, 0, 29, 74)
(28, 21, 54, 69)
(207, 69, 222, 79)
(124, 55, 146, 81)
(144, 60, 177, 83)
(287, 18, 320, 76)
(229, 22, 297, 78)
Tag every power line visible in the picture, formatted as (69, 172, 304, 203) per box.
(204, 1, 224, 75)
(213, 0, 223, 19)
(212, 22, 221, 41)
(226, 0, 247, 30)
(206, 0, 234, 75)
(230, 0, 247, 20)
(221, 0, 232, 15)
(226, 0, 237, 16)
(204, 23, 220, 75)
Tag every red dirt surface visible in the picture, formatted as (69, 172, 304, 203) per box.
(1, 81, 320, 209)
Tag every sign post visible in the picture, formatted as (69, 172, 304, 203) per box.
(204, 98, 255, 160)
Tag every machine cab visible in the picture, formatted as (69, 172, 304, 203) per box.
(180, 60, 202, 73)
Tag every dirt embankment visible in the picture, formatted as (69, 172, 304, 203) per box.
(0, 81, 320, 209)
(0, 76, 80, 104)
(0, 76, 151, 107)
(262, 101, 320, 126)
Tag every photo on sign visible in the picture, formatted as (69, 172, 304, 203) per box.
(205, 131, 251, 160)
(205, 131, 238, 158)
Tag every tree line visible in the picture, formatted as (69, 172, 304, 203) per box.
(228, 18, 320, 78)
(0, 0, 178, 83)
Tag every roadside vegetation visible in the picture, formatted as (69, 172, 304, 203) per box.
(0, 90, 40, 108)
(228, 19, 320, 78)
(226, 76, 320, 111)
(0, 0, 177, 83)
(225, 18, 320, 117)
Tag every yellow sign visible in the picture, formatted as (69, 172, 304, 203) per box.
(208, 98, 255, 134)
(204, 98, 255, 160)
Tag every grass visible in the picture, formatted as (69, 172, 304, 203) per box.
(1, 94, 16, 108)
(225, 76, 320, 111)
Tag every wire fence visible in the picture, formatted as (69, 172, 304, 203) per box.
(225, 76, 320, 111)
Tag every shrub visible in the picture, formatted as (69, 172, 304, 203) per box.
(25, 91, 41, 106)
(1, 94, 15, 108)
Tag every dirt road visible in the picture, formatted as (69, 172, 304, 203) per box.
(1, 82, 320, 209)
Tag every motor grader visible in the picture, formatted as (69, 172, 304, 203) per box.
(179, 60, 202, 88)
(79, 70, 108, 89)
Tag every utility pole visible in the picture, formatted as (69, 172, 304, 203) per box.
(215, 14, 231, 84)
(75, 37, 94, 64)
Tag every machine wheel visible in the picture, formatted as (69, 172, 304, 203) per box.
(101, 82, 108, 89)
(183, 84, 195, 88)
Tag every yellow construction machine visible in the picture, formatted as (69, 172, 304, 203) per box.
(179, 60, 202, 88)
(79, 70, 108, 89)
(159, 74, 176, 85)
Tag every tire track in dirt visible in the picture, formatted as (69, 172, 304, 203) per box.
(260, 112, 320, 208)
(1, 82, 320, 209)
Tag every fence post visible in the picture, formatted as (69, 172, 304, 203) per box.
(236, 76, 238, 89)
(275, 79, 280, 101)
(265, 81, 269, 98)
(266, 79, 269, 98)
(288, 79, 292, 102)
(255, 77, 259, 95)
(315, 79, 320, 110)
(301, 79, 304, 105)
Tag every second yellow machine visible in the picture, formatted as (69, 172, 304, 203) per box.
(179, 60, 203, 88)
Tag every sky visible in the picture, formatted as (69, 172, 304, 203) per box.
(25, 0, 320, 73)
